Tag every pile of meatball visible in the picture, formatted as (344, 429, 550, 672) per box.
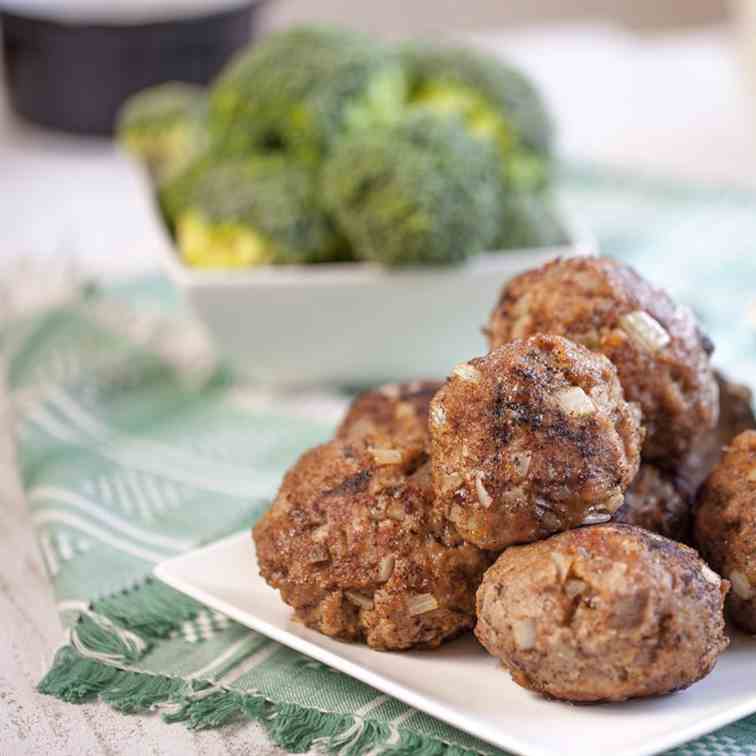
(254, 256, 755, 703)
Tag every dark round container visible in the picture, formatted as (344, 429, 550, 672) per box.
(1, 2, 260, 135)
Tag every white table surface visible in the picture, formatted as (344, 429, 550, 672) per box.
(2, 24, 756, 756)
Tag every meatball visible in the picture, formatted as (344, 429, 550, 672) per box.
(336, 380, 442, 456)
(253, 438, 492, 650)
(613, 464, 691, 543)
(475, 523, 730, 702)
(680, 372, 756, 494)
(695, 430, 756, 633)
(486, 256, 718, 463)
(429, 334, 642, 550)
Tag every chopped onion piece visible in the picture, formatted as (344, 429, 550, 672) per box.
(748, 467, 756, 482)
(619, 310, 670, 353)
(475, 472, 493, 508)
(452, 363, 482, 382)
(700, 564, 721, 585)
(581, 510, 612, 525)
(431, 404, 446, 427)
(407, 593, 438, 616)
(730, 570, 754, 599)
(555, 386, 595, 417)
(513, 618, 536, 650)
(551, 552, 572, 581)
(369, 447, 403, 465)
(345, 591, 374, 609)
(378, 555, 395, 582)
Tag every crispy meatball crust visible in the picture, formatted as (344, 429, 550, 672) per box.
(475, 523, 730, 702)
(680, 372, 756, 495)
(429, 334, 642, 550)
(336, 380, 442, 455)
(695, 430, 756, 633)
(614, 464, 691, 543)
(486, 256, 718, 463)
(253, 438, 493, 650)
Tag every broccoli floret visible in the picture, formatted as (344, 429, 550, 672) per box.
(322, 110, 502, 266)
(117, 83, 209, 184)
(497, 190, 568, 251)
(208, 26, 407, 161)
(400, 44, 564, 248)
(400, 43, 554, 191)
(160, 157, 349, 267)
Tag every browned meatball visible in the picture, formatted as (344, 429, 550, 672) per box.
(253, 438, 492, 650)
(680, 372, 756, 495)
(614, 464, 691, 543)
(486, 256, 718, 463)
(695, 430, 756, 633)
(429, 334, 642, 550)
(336, 380, 442, 456)
(475, 523, 730, 702)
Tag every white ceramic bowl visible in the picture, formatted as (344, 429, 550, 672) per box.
(157, 213, 595, 387)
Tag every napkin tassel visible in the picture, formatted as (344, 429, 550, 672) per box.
(38, 578, 483, 756)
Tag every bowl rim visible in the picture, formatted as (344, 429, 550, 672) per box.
(160, 239, 597, 289)
(0, 0, 263, 26)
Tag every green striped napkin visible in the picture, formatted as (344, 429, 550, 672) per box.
(8, 166, 756, 755)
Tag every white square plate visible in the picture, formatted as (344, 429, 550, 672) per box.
(155, 531, 756, 756)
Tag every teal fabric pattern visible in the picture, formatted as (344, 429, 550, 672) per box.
(5, 167, 756, 755)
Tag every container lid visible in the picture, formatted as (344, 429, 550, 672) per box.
(0, 0, 262, 25)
